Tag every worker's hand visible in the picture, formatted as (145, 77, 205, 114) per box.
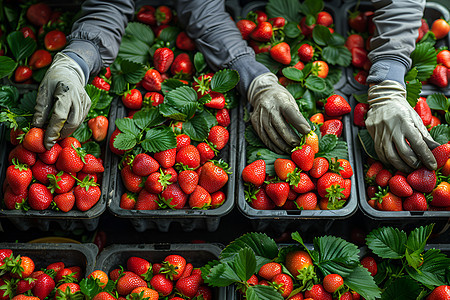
(366, 80, 439, 173)
(33, 52, 91, 150)
(247, 72, 311, 154)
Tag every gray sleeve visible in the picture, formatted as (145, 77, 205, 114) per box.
(367, 0, 425, 85)
(62, 0, 135, 78)
(174, 0, 269, 95)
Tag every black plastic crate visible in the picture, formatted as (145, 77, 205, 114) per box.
(236, 90, 358, 233)
(95, 243, 232, 300)
(106, 100, 236, 233)
(341, 1, 450, 93)
(0, 242, 98, 277)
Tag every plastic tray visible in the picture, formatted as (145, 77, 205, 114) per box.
(0, 242, 98, 277)
(106, 101, 236, 233)
(95, 243, 232, 299)
(341, 1, 450, 93)
(239, 1, 347, 91)
(236, 90, 358, 233)
(349, 93, 450, 229)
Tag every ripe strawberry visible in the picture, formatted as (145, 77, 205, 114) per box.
(32, 273, 55, 300)
(163, 167, 178, 183)
(351, 47, 368, 68)
(143, 92, 164, 108)
(325, 94, 351, 117)
(55, 283, 81, 299)
(121, 165, 144, 193)
(312, 60, 329, 78)
(127, 257, 152, 281)
(74, 178, 101, 211)
(270, 42, 291, 65)
(236, 19, 256, 40)
(414, 97, 432, 126)
(171, 53, 194, 77)
(176, 145, 200, 169)
(437, 50, 450, 68)
(192, 73, 213, 98)
(403, 192, 427, 211)
(199, 161, 229, 193)
(242, 159, 266, 187)
(407, 168, 437, 193)
(317, 11, 333, 26)
(28, 183, 52, 210)
(248, 188, 275, 210)
(44, 30, 66, 51)
(26, 3, 51, 26)
(81, 154, 104, 174)
(153, 47, 174, 73)
(116, 272, 147, 295)
(258, 262, 282, 281)
(136, 5, 156, 25)
(304, 284, 332, 300)
(6, 160, 32, 195)
(353, 102, 369, 126)
(130, 153, 159, 177)
(354, 70, 368, 85)
(9, 144, 37, 166)
(197, 142, 215, 165)
(428, 115, 441, 132)
(265, 182, 290, 207)
(361, 256, 377, 276)
(320, 119, 343, 137)
(429, 65, 448, 87)
(209, 191, 225, 208)
(389, 175, 413, 198)
(375, 169, 392, 188)
(56, 146, 85, 173)
(189, 185, 211, 209)
(377, 191, 402, 211)
(16, 277, 37, 294)
(23, 128, 46, 153)
(207, 125, 229, 150)
(317, 172, 345, 199)
(155, 5, 172, 24)
(216, 108, 231, 127)
(135, 190, 159, 210)
(161, 255, 186, 281)
(176, 134, 191, 151)
(291, 172, 315, 194)
(271, 273, 293, 298)
(431, 19, 450, 40)
(250, 21, 273, 42)
(291, 144, 314, 172)
(323, 274, 344, 293)
(285, 250, 313, 277)
(295, 192, 317, 210)
(154, 148, 176, 168)
(204, 91, 225, 109)
(160, 183, 187, 209)
(175, 274, 202, 298)
(273, 158, 296, 181)
(122, 89, 142, 110)
(29, 49, 52, 69)
(427, 285, 450, 300)
(48, 171, 75, 194)
(142, 69, 162, 91)
(176, 31, 196, 51)
(53, 192, 76, 212)
(310, 157, 329, 178)
(30, 160, 57, 185)
(332, 158, 353, 179)
(175, 170, 197, 195)
(432, 144, 450, 168)
(430, 182, 450, 207)
(345, 34, 365, 51)
(249, 40, 271, 54)
(150, 274, 173, 296)
(59, 137, 81, 149)
(268, 16, 285, 28)
(38, 143, 61, 165)
(92, 76, 110, 91)
(15, 66, 33, 83)
(299, 16, 315, 37)
(4, 186, 27, 209)
(298, 44, 314, 62)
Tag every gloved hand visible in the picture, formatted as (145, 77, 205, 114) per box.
(247, 72, 311, 153)
(366, 80, 439, 173)
(33, 52, 91, 150)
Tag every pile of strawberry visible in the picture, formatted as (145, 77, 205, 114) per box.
(3, 128, 104, 213)
(0, 2, 75, 84)
(0, 249, 85, 300)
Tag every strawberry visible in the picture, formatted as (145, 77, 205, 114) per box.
(332, 158, 353, 179)
(320, 119, 343, 137)
(109, 129, 127, 155)
(161, 255, 186, 281)
(248, 187, 275, 210)
(351, 47, 368, 68)
(310, 157, 329, 178)
(204, 91, 225, 109)
(299, 16, 315, 37)
(135, 190, 159, 210)
(59, 137, 81, 149)
(265, 182, 290, 207)
(30, 160, 57, 185)
(74, 177, 101, 211)
(136, 5, 156, 25)
(38, 143, 61, 165)
(171, 53, 194, 77)
(211, 191, 226, 208)
(414, 97, 432, 126)
(353, 102, 369, 127)
(375, 169, 392, 188)
(56, 146, 85, 173)
(432, 144, 450, 168)
(316, 11, 333, 26)
(345, 34, 364, 51)
(428, 116, 441, 132)
(312, 60, 329, 78)
(143, 92, 164, 107)
(26, 3, 51, 26)
(176, 145, 200, 169)
(199, 161, 229, 193)
(78, 172, 97, 183)
(154, 148, 176, 168)
(304, 284, 332, 300)
(298, 44, 314, 62)
(242, 159, 266, 186)
(270, 42, 291, 65)
(431, 19, 450, 40)
(176, 134, 191, 151)
(92, 291, 116, 300)
(16, 277, 37, 294)
(429, 65, 448, 88)
(249, 40, 271, 54)
(178, 170, 199, 195)
(388, 175, 413, 198)
(271, 273, 293, 298)
(32, 273, 55, 300)
(427, 285, 450, 300)
(44, 30, 66, 51)
(55, 283, 81, 299)
(130, 153, 159, 177)
(295, 192, 317, 210)
(305, 130, 319, 154)
(6, 160, 32, 195)
(323, 274, 343, 293)
(10, 128, 25, 146)
(29, 49, 52, 69)
(360, 256, 377, 276)
(53, 192, 76, 212)
(216, 108, 231, 127)
(291, 173, 315, 194)
(160, 183, 187, 209)
(197, 142, 215, 165)
(15, 66, 33, 83)
(28, 183, 52, 210)
(268, 17, 285, 28)
(153, 47, 174, 73)
(142, 69, 162, 91)
(354, 70, 368, 85)
(176, 32, 196, 51)
(437, 50, 450, 68)
(189, 185, 211, 209)
(291, 144, 314, 172)
(258, 262, 282, 281)
(403, 192, 427, 211)
(325, 94, 351, 117)
(284, 250, 313, 278)
(155, 6, 172, 25)
(376, 191, 402, 211)
(9, 144, 36, 166)
(250, 21, 272, 42)
(92, 76, 110, 91)
(175, 274, 202, 298)
(127, 257, 152, 281)
(122, 89, 142, 110)
(20, 26, 36, 40)
(192, 73, 213, 98)
(116, 272, 147, 295)
(407, 168, 436, 193)
(317, 172, 345, 199)
(48, 171, 75, 194)
(121, 165, 144, 193)
(430, 182, 450, 207)
(4, 186, 27, 209)
(23, 128, 46, 153)
(208, 126, 229, 150)
(274, 159, 296, 181)
(163, 167, 178, 183)
(150, 274, 173, 296)
(236, 19, 256, 40)
(81, 154, 104, 173)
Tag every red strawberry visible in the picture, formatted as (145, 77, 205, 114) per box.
(291, 144, 314, 171)
(28, 183, 53, 210)
(192, 73, 213, 98)
(131, 153, 159, 177)
(271, 273, 293, 298)
(171, 53, 194, 77)
(427, 285, 450, 300)
(437, 50, 450, 68)
(320, 119, 343, 137)
(44, 30, 66, 51)
(388, 175, 413, 197)
(265, 182, 290, 207)
(16, 277, 37, 294)
(429, 65, 448, 88)
(122, 89, 142, 110)
(430, 182, 450, 207)
(176, 134, 191, 151)
(365, 161, 383, 184)
(334, 159, 353, 178)
(353, 102, 369, 126)
(208, 126, 229, 150)
(351, 47, 368, 68)
(143, 92, 164, 107)
(31, 160, 57, 185)
(23, 128, 46, 153)
(176, 145, 200, 169)
(295, 192, 317, 210)
(4, 187, 27, 210)
(197, 142, 215, 165)
(127, 257, 152, 281)
(348, 10, 367, 32)
(136, 5, 156, 25)
(29, 49, 51, 69)
(38, 143, 61, 165)
(304, 284, 332, 300)
(236, 19, 256, 40)
(176, 32, 195, 51)
(189, 185, 211, 209)
(298, 44, 314, 62)
(432, 144, 450, 168)
(9, 144, 37, 166)
(121, 165, 144, 193)
(56, 146, 85, 173)
(403, 192, 427, 211)
(250, 21, 272, 42)
(155, 5, 172, 24)
(154, 148, 176, 168)
(414, 97, 432, 126)
(14, 66, 33, 83)
(48, 171, 75, 194)
(150, 274, 173, 296)
(376, 192, 402, 211)
(54, 283, 81, 299)
(291, 173, 315, 194)
(270, 42, 291, 65)
(26, 3, 51, 26)
(178, 170, 199, 194)
(375, 169, 392, 188)
(199, 161, 229, 193)
(211, 191, 226, 208)
(74, 178, 101, 211)
(428, 116, 441, 132)
(345, 34, 365, 51)
(268, 17, 285, 28)
(116, 272, 147, 295)
(6, 160, 32, 195)
(216, 108, 231, 127)
(160, 183, 187, 209)
(323, 274, 343, 293)
(407, 168, 436, 193)
(325, 94, 351, 117)
(59, 137, 81, 149)
(109, 129, 127, 155)
(53, 192, 76, 212)
(431, 19, 450, 40)
(142, 69, 162, 91)
(135, 190, 159, 210)
(162, 255, 186, 281)
(153, 47, 174, 73)
(163, 167, 178, 183)
(175, 274, 202, 298)
(77, 172, 97, 183)
(204, 91, 225, 109)
(317, 172, 345, 199)
(361, 256, 377, 276)
(258, 262, 282, 281)
(92, 76, 110, 91)
(299, 17, 315, 37)
(120, 192, 136, 210)
(310, 157, 329, 178)
(249, 40, 271, 54)
(33, 273, 55, 300)
(81, 154, 104, 173)
(274, 158, 296, 181)
(242, 159, 266, 186)
(248, 188, 275, 210)
(354, 70, 368, 85)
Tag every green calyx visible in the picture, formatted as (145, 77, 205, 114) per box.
(286, 168, 302, 187)
(211, 159, 231, 174)
(77, 175, 99, 192)
(244, 183, 258, 203)
(11, 158, 28, 171)
(55, 286, 84, 300)
(72, 144, 87, 163)
(47, 171, 63, 194)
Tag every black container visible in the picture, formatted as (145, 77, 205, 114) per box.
(349, 93, 450, 230)
(95, 243, 232, 299)
(0, 242, 98, 277)
(106, 101, 236, 233)
(239, 1, 348, 91)
(236, 90, 358, 233)
(341, 1, 450, 93)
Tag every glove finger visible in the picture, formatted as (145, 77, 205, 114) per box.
(281, 104, 311, 135)
(33, 78, 56, 128)
(403, 124, 437, 170)
(251, 109, 284, 154)
(60, 92, 91, 138)
(386, 134, 415, 173)
(392, 130, 420, 171)
(270, 110, 301, 150)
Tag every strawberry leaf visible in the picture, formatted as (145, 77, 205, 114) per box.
(266, 0, 302, 22)
(115, 118, 139, 136)
(245, 126, 265, 148)
(284, 22, 301, 38)
(380, 278, 420, 300)
(0, 56, 17, 79)
(118, 22, 154, 64)
(165, 86, 198, 116)
(247, 146, 290, 176)
(305, 75, 333, 99)
(344, 266, 382, 300)
(201, 260, 241, 287)
(327, 68, 342, 85)
(194, 52, 207, 73)
(161, 78, 187, 95)
(158, 26, 180, 47)
(86, 85, 113, 111)
(113, 133, 137, 150)
(405, 79, 422, 108)
(405, 67, 418, 82)
(197, 109, 217, 129)
(282, 67, 304, 81)
(405, 249, 450, 287)
(286, 83, 306, 99)
(211, 69, 240, 93)
(159, 103, 186, 120)
(406, 224, 434, 255)
(299, 0, 323, 17)
(142, 126, 176, 152)
(322, 45, 352, 67)
(110, 58, 146, 94)
(7, 31, 37, 61)
(418, 30, 436, 46)
(72, 122, 92, 143)
(366, 227, 407, 259)
(0, 86, 19, 111)
(358, 129, 379, 160)
(410, 42, 437, 81)
(312, 25, 331, 46)
(256, 53, 282, 74)
(317, 134, 337, 153)
(233, 247, 257, 282)
(353, 93, 368, 104)
(80, 278, 103, 300)
(82, 141, 101, 158)
(246, 285, 284, 300)
(133, 108, 165, 130)
(426, 93, 449, 111)
(183, 115, 209, 141)
(430, 124, 450, 145)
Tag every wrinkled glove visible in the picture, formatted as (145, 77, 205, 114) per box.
(247, 72, 311, 153)
(366, 80, 439, 173)
(33, 52, 91, 150)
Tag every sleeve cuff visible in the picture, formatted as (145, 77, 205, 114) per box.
(228, 54, 270, 96)
(367, 59, 407, 87)
(63, 51, 90, 85)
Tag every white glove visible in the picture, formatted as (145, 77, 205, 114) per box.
(247, 73, 311, 153)
(366, 80, 439, 173)
(33, 53, 91, 150)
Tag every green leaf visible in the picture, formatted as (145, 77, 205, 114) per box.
(182, 116, 209, 141)
(284, 22, 301, 38)
(256, 52, 282, 74)
(317, 134, 337, 153)
(221, 232, 278, 263)
(161, 79, 187, 95)
(287, 83, 306, 99)
(305, 75, 334, 99)
(80, 278, 103, 299)
(211, 69, 240, 93)
(326, 68, 342, 85)
(426, 93, 449, 111)
(7, 31, 37, 61)
(406, 249, 450, 287)
(322, 45, 352, 66)
(115, 118, 139, 136)
(113, 133, 137, 150)
(366, 227, 407, 259)
(201, 261, 241, 287)
(297, 95, 316, 117)
(373, 260, 389, 285)
(197, 109, 217, 129)
(266, 0, 302, 22)
(0, 56, 17, 79)
(166, 86, 198, 108)
(405, 79, 422, 108)
(406, 224, 434, 255)
(419, 30, 436, 45)
(314, 235, 360, 277)
(246, 285, 284, 300)
(358, 129, 379, 160)
(247, 146, 290, 176)
(299, 0, 324, 17)
(233, 247, 257, 282)
(328, 33, 346, 47)
(194, 52, 207, 73)
(124, 22, 154, 44)
(141, 126, 176, 153)
(405, 67, 418, 82)
(158, 26, 181, 45)
(410, 42, 437, 81)
(133, 108, 165, 130)
(345, 266, 381, 300)
(353, 93, 368, 104)
(82, 141, 101, 158)
(446, 112, 450, 125)
(159, 103, 186, 120)
(118, 22, 154, 64)
(18, 90, 37, 113)
(381, 278, 421, 300)
(282, 67, 304, 81)
(85, 84, 113, 111)
(312, 25, 331, 46)
(430, 124, 450, 145)
(245, 126, 265, 148)
(32, 67, 48, 83)
(71, 122, 92, 143)
(110, 58, 146, 93)
(0, 85, 19, 110)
